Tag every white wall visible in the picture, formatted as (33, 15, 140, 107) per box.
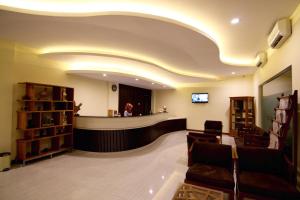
(262, 70, 292, 97)
(253, 18, 300, 187)
(0, 40, 14, 153)
(0, 40, 113, 158)
(107, 82, 119, 113)
(155, 75, 253, 132)
(254, 19, 300, 125)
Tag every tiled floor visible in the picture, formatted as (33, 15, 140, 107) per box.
(0, 131, 235, 200)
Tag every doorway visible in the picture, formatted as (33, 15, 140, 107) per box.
(260, 66, 295, 160)
(261, 67, 292, 130)
(118, 84, 152, 117)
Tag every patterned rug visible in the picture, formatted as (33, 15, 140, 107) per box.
(172, 183, 224, 200)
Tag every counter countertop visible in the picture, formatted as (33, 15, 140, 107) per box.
(76, 112, 167, 118)
(75, 113, 185, 130)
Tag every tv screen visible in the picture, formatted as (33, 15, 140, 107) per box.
(192, 93, 208, 103)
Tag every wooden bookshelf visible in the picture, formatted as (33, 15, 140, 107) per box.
(229, 96, 255, 136)
(16, 82, 74, 164)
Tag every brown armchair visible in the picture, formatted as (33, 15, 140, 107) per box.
(187, 132, 218, 150)
(236, 146, 299, 199)
(204, 120, 223, 142)
(185, 141, 234, 197)
(238, 125, 270, 147)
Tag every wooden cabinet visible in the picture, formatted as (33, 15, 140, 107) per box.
(118, 84, 152, 116)
(229, 96, 255, 136)
(17, 82, 74, 164)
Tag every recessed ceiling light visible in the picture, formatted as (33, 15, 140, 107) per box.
(149, 189, 153, 195)
(102, 73, 107, 77)
(231, 72, 236, 75)
(230, 18, 240, 25)
(151, 83, 155, 85)
(135, 78, 139, 81)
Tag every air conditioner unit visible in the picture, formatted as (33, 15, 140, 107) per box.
(268, 18, 292, 49)
(255, 52, 267, 67)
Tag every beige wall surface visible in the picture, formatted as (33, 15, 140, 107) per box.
(254, 19, 300, 125)
(262, 70, 292, 97)
(107, 82, 119, 113)
(154, 75, 254, 132)
(0, 40, 14, 153)
(253, 19, 300, 187)
(0, 40, 111, 158)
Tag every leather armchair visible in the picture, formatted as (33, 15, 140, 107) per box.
(237, 146, 299, 199)
(204, 120, 223, 142)
(187, 132, 218, 150)
(185, 141, 235, 197)
(239, 126, 270, 147)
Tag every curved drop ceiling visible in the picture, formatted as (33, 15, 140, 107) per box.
(0, 0, 299, 88)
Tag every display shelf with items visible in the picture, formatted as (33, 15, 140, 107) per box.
(229, 96, 255, 136)
(268, 91, 298, 150)
(16, 82, 74, 164)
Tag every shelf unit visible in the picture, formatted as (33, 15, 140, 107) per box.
(17, 82, 74, 164)
(229, 96, 255, 136)
(268, 91, 298, 150)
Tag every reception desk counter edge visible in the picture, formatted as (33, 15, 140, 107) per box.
(74, 114, 186, 152)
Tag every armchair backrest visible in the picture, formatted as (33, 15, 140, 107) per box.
(187, 132, 218, 147)
(191, 141, 232, 169)
(237, 146, 283, 176)
(204, 120, 222, 135)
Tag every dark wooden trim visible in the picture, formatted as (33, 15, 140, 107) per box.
(293, 90, 298, 185)
(118, 84, 152, 117)
(186, 129, 230, 136)
(74, 118, 186, 152)
(260, 65, 291, 86)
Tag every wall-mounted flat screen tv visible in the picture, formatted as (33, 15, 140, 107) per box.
(192, 93, 208, 103)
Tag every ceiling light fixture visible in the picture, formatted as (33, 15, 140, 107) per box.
(231, 72, 236, 75)
(151, 83, 155, 85)
(135, 78, 139, 81)
(149, 189, 153, 195)
(103, 73, 107, 77)
(230, 18, 240, 25)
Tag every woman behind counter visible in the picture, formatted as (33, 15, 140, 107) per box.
(124, 103, 133, 117)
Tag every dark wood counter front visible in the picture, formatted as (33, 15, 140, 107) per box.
(74, 118, 186, 152)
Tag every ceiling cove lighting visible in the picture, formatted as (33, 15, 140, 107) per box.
(68, 62, 178, 88)
(230, 18, 240, 25)
(40, 47, 219, 80)
(0, 1, 256, 67)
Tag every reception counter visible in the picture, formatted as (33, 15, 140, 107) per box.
(74, 113, 186, 152)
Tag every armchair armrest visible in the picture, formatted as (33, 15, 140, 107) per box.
(244, 133, 270, 147)
(188, 142, 195, 167)
(283, 155, 296, 184)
